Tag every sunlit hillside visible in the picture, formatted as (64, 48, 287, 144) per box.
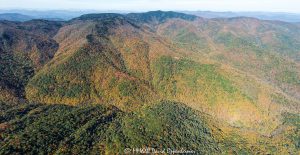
(0, 11, 299, 154)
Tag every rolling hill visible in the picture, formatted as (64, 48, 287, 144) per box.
(184, 11, 300, 23)
(0, 13, 34, 22)
(0, 11, 299, 154)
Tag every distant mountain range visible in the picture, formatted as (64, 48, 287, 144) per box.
(0, 10, 128, 21)
(184, 11, 300, 22)
(1, 11, 299, 154)
(0, 13, 65, 21)
(1, 10, 300, 22)
(0, 13, 33, 22)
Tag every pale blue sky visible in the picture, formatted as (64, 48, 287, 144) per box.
(0, 0, 299, 13)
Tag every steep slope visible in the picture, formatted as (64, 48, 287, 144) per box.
(1, 11, 299, 154)
(0, 20, 62, 102)
(25, 12, 299, 135)
(155, 16, 300, 108)
(26, 14, 157, 109)
(152, 16, 300, 135)
(133, 12, 300, 134)
(1, 100, 298, 154)
(26, 13, 205, 109)
(0, 101, 221, 154)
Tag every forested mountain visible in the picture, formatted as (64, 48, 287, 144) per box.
(184, 11, 300, 23)
(0, 13, 34, 22)
(0, 11, 299, 154)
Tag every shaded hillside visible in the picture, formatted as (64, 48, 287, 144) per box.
(0, 13, 34, 22)
(22, 12, 299, 133)
(73, 13, 126, 21)
(0, 11, 299, 154)
(127, 10, 198, 25)
(156, 16, 300, 103)
(0, 20, 62, 102)
(1, 100, 298, 154)
(25, 15, 157, 109)
(0, 101, 221, 154)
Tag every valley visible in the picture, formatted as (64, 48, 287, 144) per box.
(0, 11, 299, 154)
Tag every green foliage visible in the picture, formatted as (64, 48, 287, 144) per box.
(127, 11, 197, 23)
(0, 51, 34, 97)
(276, 70, 300, 84)
(153, 56, 237, 100)
(283, 113, 300, 149)
(118, 80, 138, 97)
(276, 33, 300, 58)
(271, 94, 290, 105)
(214, 32, 265, 56)
(0, 102, 40, 123)
(119, 101, 220, 154)
(0, 102, 119, 155)
(27, 48, 96, 100)
(155, 56, 174, 81)
(1, 12, 300, 155)
(32, 71, 90, 99)
(0, 101, 221, 154)
(177, 58, 236, 93)
(283, 113, 300, 128)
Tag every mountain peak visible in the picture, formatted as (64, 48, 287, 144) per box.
(73, 13, 125, 21)
(127, 10, 198, 23)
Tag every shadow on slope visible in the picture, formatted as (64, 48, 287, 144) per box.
(0, 101, 220, 154)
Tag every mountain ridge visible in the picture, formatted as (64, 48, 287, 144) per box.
(0, 11, 299, 154)
(0, 13, 34, 22)
(184, 11, 300, 22)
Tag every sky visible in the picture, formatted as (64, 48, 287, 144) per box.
(0, 0, 300, 13)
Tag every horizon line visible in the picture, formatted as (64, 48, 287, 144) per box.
(0, 9, 300, 14)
